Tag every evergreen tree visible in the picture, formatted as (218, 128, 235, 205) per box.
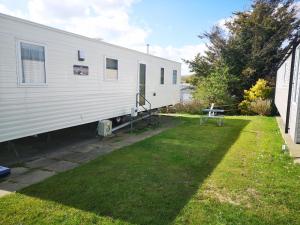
(186, 0, 300, 99)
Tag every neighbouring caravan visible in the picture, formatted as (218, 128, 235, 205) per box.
(0, 13, 181, 143)
(180, 83, 194, 103)
(275, 35, 300, 143)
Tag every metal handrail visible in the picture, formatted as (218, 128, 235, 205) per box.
(132, 92, 159, 129)
(136, 93, 152, 110)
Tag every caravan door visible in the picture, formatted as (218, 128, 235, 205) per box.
(139, 63, 146, 106)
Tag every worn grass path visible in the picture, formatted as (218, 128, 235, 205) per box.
(0, 116, 299, 225)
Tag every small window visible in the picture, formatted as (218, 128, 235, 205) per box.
(105, 57, 118, 80)
(160, 68, 164, 84)
(20, 42, 46, 84)
(173, 70, 177, 84)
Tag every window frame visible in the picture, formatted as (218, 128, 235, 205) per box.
(16, 39, 48, 87)
(104, 56, 119, 81)
(160, 67, 165, 85)
(172, 70, 177, 85)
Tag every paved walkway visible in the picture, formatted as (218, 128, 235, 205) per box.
(276, 117, 300, 163)
(0, 118, 180, 197)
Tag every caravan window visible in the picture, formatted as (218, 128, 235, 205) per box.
(173, 70, 177, 84)
(160, 68, 164, 84)
(20, 42, 46, 84)
(105, 57, 118, 80)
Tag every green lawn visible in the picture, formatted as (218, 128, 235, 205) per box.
(0, 116, 300, 225)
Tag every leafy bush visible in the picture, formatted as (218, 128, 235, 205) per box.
(239, 79, 273, 115)
(161, 100, 204, 114)
(244, 79, 272, 101)
(249, 98, 272, 116)
(193, 63, 237, 106)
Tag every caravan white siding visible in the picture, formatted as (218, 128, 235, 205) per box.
(275, 54, 291, 122)
(290, 46, 300, 143)
(275, 43, 300, 143)
(0, 14, 181, 143)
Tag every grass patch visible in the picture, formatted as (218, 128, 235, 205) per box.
(0, 116, 300, 225)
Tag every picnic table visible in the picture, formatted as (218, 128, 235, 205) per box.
(200, 103, 225, 126)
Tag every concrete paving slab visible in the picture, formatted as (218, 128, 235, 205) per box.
(0, 167, 30, 182)
(0, 180, 29, 193)
(58, 152, 97, 164)
(10, 167, 30, 178)
(123, 135, 149, 144)
(70, 144, 98, 153)
(87, 146, 114, 158)
(63, 139, 104, 153)
(107, 141, 128, 149)
(92, 144, 114, 153)
(25, 157, 57, 169)
(46, 150, 73, 160)
(10, 170, 55, 185)
(276, 117, 300, 160)
(44, 160, 78, 172)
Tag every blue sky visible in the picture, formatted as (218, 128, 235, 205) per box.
(131, 0, 252, 46)
(0, 0, 253, 74)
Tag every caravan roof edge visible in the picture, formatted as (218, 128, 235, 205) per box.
(0, 12, 181, 65)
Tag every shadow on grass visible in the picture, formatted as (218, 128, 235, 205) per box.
(19, 117, 250, 225)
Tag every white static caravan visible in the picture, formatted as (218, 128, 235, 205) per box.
(0, 13, 181, 143)
(275, 37, 300, 143)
